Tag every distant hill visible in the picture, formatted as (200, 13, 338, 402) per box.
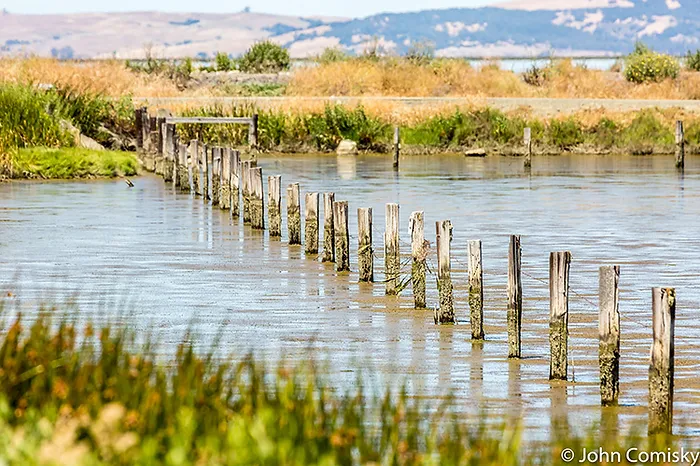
(0, 1, 697, 59)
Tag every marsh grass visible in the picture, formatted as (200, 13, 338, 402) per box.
(7, 147, 138, 179)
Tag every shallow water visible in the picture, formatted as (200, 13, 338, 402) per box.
(2, 153, 700, 440)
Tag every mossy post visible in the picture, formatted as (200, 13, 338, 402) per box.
(384, 203, 400, 295)
(675, 120, 684, 169)
(358, 207, 373, 282)
(468, 240, 484, 340)
(231, 150, 241, 218)
(177, 143, 190, 192)
(322, 193, 336, 262)
(220, 148, 231, 210)
(204, 144, 211, 201)
(393, 126, 400, 170)
(251, 167, 265, 230)
(304, 193, 320, 255)
(649, 287, 675, 435)
(507, 235, 523, 358)
(211, 147, 221, 206)
(287, 183, 301, 244)
(333, 201, 350, 272)
(599, 265, 620, 406)
(549, 251, 571, 381)
(409, 211, 426, 309)
(268, 176, 282, 237)
(435, 220, 454, 324)
(242, 161, 251, 224)
(524, 127, 532, 169)
(249, 114, 259, 148)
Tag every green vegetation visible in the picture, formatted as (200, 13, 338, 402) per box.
(405, 41, 435, 66)
(215, 52, 234, 72)
(624, 42, 679, 84)
(217, 82, 287, 97)
(685, 49, 700, 72)
(239, 41, 291, 73)
(126, 56, 193, 87)
(7, 147, 138, 179)
(317, 47, 348, 65)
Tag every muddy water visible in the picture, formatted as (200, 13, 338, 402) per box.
(2, 154, 700, 440)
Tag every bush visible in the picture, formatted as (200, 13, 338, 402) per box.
(406, 41, 435, 66)
(686, 49, 700, 72)
(624, 44, 679, 83)
(522, 64, 549, 86)
(215, 52, 233, 71)
(317, 47, 347, 65)
(239, 41, 290, 73)
(547, 118, 584, 149)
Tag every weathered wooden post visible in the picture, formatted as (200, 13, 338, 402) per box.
(251, 167, 264, 230)
(204, 144, 212, 201)
(524, 127, 532, 169)
(435, 220, 454, 324)
(507, 235, 523, 358)
(135, 107, 145, 150)
(649, 287, 675, 435)
(393, 126, 400, 170)
(242, 161, 251, 224)
(147, 117, 157, 172)
(599, 265, 620, 406)
(468, 240, 484, 340)
(675, 120, 684, 169)
(189, 140, 200, 196)
(549, 251, 572, 381)
(249, 114, 259, 148)
(287, 183, 301, 244)
(268, 176, 282, 237)
(231, 150, 241, 218)
(333, 200, 350, 272)
(162, 123, 175, 183)
(155, 117, 166, 176)
(385, 203, 400, 295)
(220, 148, 231, 210)
(177, 143, 190, 191)
(211, 147, 221, 206)
(172, 140, 180, 188)
(305, 193, 319, 255)
(322, 193, 336, 262)
(409, 211, 426, 309)
(358, 208, 373, 282)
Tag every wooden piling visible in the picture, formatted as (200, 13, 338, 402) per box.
(204, 145, 211, 201)
(172, 141, 180, 188)
(393, 126, 400, 169)
(333, 201, 350, 272)
(190, 140, 201, 196)
(435, 220, 454, 324)
(358, 208, 373, 282)
(549, 251, 572, 381)
(231, 150, 241, 218)
(162, 123, 175, 183)
(251, 167, 264, 229)
(468, 240, 484, 340)
(177, 143, 190, 191)
(135, 108, 144, 150)
(305, 193, 319, 255)
(242, 161, 251, 224)
(322, 193, 336, 262)
(268, 176, 282, 237)
(220, 148, 231, 210)
(249, 114, 259, 148)
(287, 183, 301, 244)
(507, 235, 523, 358)
(155, 117, 166, 176)
(524, 127, 532, 169)
(599, 265, 620, 406)
(675, 120, 684, 169)
(385, 203, 400, 295)
(147, 117, 157, 172)
(409, 211, 426, 309)
(649, 287, 675, 435)
(211, 147, 221, 206)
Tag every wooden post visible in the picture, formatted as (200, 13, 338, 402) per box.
(268, 176, 282, 237)
(147, 117, 157, 172)
(251, 167, 264, 230)
(393, 126, 400, 170)
(649, 287, 675, 435)
(190, 140, 201, 196)
(322, 193, 336, 262)
(507, 235, 523, 358)
(231, 150, 241, 218)
(204, 144, 211, 201)
(385, 203, 400, 295)
(177, 143, 190, 191)
(524, 127, 532, 169)
(304, 193, 320, 255)
(172, 140, 180, 188)
(409, 211, 426, 309)
(220, 148, 231, 210)
(549, 251, 572, 381)
(242, 161, 251, 224)
(287, 183, 301, 244)
(333, 201, 350, 272)
(135, 108, 144, 150)
(675, 120, 684, 169)
(468, 240, 484, 340)
(155, 117, 166, 176)
(162, 123, 175, 183)
(599, 265, 620, 406)
(435, 220, 454, 324)
(211, 147, 221, 206)
(249, 114, 259, 148)
(358, 208, 373, 282)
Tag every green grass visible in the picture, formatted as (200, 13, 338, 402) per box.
(8, 147, 138, 179)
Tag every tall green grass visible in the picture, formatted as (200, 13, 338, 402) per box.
(7, 147, 138, 179)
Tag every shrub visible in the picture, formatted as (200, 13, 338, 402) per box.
(624, 44, 679, 84)
(547, 118, 584, 149)
(317, 47, 347, 65)
(522, 64, 549, 86)
(686, 49, 700, 72)
(215, 52, 233, 71)
(239, 41, 290, 73)
(406, 41, 435, 66)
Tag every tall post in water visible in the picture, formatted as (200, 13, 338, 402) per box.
(385, 203, 400, 295)
(649, 287, 675, 435)
(211, 147, 221, 206)
(468, 240, 485, 340)
(507, 235, 523, 358)
(435, 220, 454, 324)
(190, 140, 201, 195)
(242, 161, 251, 224)
(231, 150, 241, 218)
(599, 265, 620, 406)
(675, 120, 684, 170)
(162, 123, 175, 183)
(287, 183, 301, 244)
(155, 117, 166, 176)
(322, 193, 336, 262)
(524, 127, 532, 169)
(409, 211, 426, 309)
(204, 144, 212, 201)
(333, 201, 350, 272)
(251, 167, 264, 229)
(177, 143, 190, 191)
(549, 251, 571, 381)
(393, 126, 400, 170)
(220, 148, 231, 210)
(268, 176, 282, 237)
(134, 107, 145, 150)
(249, 114, 259, 148)
(358, 208, 373, 282)
(170, 126, 179, 185)
(305, 193, 319, 255)
(147, 117, 158, 172)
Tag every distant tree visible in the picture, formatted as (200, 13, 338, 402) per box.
(239, 41, 290, 73)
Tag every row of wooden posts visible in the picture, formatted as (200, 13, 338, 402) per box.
(135, 108, 677, 436)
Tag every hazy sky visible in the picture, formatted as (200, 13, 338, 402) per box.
(1, 0, 496, 18)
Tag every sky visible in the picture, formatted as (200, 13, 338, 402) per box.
(0, 0, 496, 19)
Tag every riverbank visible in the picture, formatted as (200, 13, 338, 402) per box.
(2, 147, 138, 180)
